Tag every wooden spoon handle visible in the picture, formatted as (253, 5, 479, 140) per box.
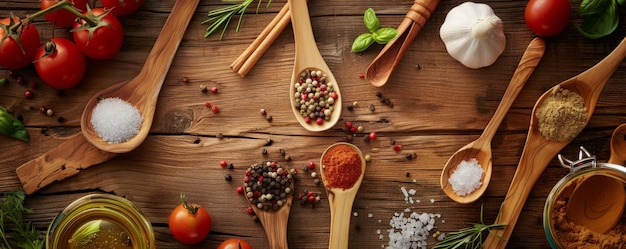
(365, 0, 439, 87)
(477, 38, 545, 144)
(15, 134, 116, 194)
(327, 191, 357, 249)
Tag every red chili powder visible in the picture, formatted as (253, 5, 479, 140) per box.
(322, 144, 362, 189)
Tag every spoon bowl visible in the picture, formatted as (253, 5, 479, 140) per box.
(440, 38, 545, 204)
(81, 0, 199, 153)
(319, 142, 366, 249)
(566, 123, 626, 234)
(484, 35, 626, 249)
(288, 0, 341, 132)
(248, 192, 293, 249)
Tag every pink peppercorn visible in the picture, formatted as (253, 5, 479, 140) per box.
(236, 186, 244, 194)
(394, 145, 402, 152)
(308, 161, 315, 170)
(316, 117, 323, 125)
(350, 126, 357, 133)
(304, 116, 311, 123)
(246, 206, 255, 215)
(220, 160, 228, 168)
(358, 73, 365, 78)
(345, 121, 353, 129)
(211, 87, 218, 93)
(330, 92, 338, 99)
(204, 101, 211, 108)
(369, 132, 377, 140)
(211, 105, 219, 113)
(24, 90, 33, 99)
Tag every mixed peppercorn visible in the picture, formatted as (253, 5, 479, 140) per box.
(293, 68, 338, 125)
(243, 161, 294, 211)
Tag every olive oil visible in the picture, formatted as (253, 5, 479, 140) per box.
(69, 219, 132, 249)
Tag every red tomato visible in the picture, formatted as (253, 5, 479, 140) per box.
(168, 194, 212, 244)
(40, 0, 88, 27)
(217, 238, 254, 249)
(72, 8, 124, 60)
(33, 38, 86, 89)
(524, 0, 571, 37)
(101, 0, 145, 16)
(0, 18, 40, 70)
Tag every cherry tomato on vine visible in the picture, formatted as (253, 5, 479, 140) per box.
(168, 193, 212, 245)
(217, 238, 254, 249)
(524, 0, 571, 37)
(0, 18, 40, 70)
(33, 38, 86, 89)
(40, 0, 88, 28)
(72, 8, 124, 60)
(101, 0, 145, 16)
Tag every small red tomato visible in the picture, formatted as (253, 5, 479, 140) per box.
(524, 0, 571, 37)
(101, 0, 145, 16)
(40, 0, 88, 27)
(34, 38, 86, 89)
(0, 18, 41, 70)
(72, 8, 124, 60)
(217, 238, 254, 249)
(169, 193, 212, 245)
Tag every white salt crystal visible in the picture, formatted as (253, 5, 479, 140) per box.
(448, 158, 484, 196)
(90, 97, 143, 144)
(408, 189, 417, 195)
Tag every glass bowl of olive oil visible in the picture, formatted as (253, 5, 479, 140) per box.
(47, 193, 155, 249)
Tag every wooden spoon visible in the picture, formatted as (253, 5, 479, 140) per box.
(365, 0, 440, 87)
(566, 124, 626, 234)
(246, 170, 293, 249)
(319, 143, 366, 249)
(483, 35, 626, 249)
(80, 0, 199, 153)
(287, 0, 342, 132)
(440, 37, 545, 204)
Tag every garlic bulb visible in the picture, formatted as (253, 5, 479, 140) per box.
(440, 2, 506, 69)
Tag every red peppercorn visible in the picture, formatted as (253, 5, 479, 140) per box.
(246, 206, 255, 215)
(236, 186, 244, 194)
(308, 161, 315, 170)
(308, 195, 315, 203)
(39, 106, 47, 114)
(181, 76, 189, 84)
(394, 145, 402, 152)
(350, 126, 357, 133)
(210, 87, 218, 93)
(345, 121, 352, 129)
(211, 105, 219, 113)
(304, 116, 311, 123)
(307, 191, 314, 197)
(204, 101, 211, 108)
(330, 92, 338, 99)
(24, 90, 33, 99)
(220, 160, 228, 168)
(316, 117, 323, 125)
(16, 76, 23, 85)
(358, 73, 365, 78)
(369, 132, 377, 140)
(271, 161, 277, 168)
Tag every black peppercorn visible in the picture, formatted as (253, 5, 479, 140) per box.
(279, 148, 286, 156)
(227, 163, 234, 169)
(265, 139, 273, 146)
(261, 148, 268, 155)
(224, 174, 232, 181)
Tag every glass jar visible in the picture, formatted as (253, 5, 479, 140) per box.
(543, 147, 626, 248)
(46, 193, 155, 249)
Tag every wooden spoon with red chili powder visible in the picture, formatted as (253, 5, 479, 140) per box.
(320, 142, 366, 249)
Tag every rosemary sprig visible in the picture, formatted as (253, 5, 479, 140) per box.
(0, 190, 45, 249)
(432, 204, 506, 249)
(202, 0, 272, 40)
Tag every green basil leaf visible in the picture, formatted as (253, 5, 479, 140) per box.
(577, 0, 619, 39)
(618, 0, 626, 6)
(0, 106, 29, 142)
(363, 8, 379, 33)
(578, 0, 611, 15)
(352, 33, 375, 52)
(372, 27, 398, 44)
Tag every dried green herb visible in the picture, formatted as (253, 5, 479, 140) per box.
(202, 0, 272, 40)
(432, 204, 505, 249)
(0, 190, 44, 249)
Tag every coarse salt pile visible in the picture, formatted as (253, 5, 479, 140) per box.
(448, 158, 483, 196)
(385, 209, 441, 249)
(90, 97, 143, 144)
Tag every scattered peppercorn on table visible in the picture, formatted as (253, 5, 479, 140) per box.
(1, 1, 626, 248)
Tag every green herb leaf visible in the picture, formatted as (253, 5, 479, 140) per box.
(0, 106, 29, 142)
(372, 27, 398, 44)
(578, 0, 611, 15)
(577, 0, 619, 39)
(202, 0, 270, 40)
(0, 190, 44, 249)
(351, 33, 375, 52)
(363, 8, 379, 33)
(618, 0, 626, 6)
(432, 203, 506, 249)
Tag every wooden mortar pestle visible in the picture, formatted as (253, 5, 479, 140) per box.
(244, 162, 293, 249)
(565, 124, 626, 234)
(483, 35, 626, 249)
(80, 0, 199, 153)
(440, 37, 545, 204)
(288, 0, 342, 132)
(366, 0, 440, 87)
(319, 142, 366, 249)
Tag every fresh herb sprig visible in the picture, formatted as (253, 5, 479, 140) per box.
(202, 0, 272, 40)
(351, 8, 398, 52)
(0, 190, 44, 249)
(432, 204, 505, 249)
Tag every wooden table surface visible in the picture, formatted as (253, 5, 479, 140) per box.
(2, 0, 626, 248)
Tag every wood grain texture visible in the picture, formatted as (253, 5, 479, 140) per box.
(1, 0, 626, 248)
